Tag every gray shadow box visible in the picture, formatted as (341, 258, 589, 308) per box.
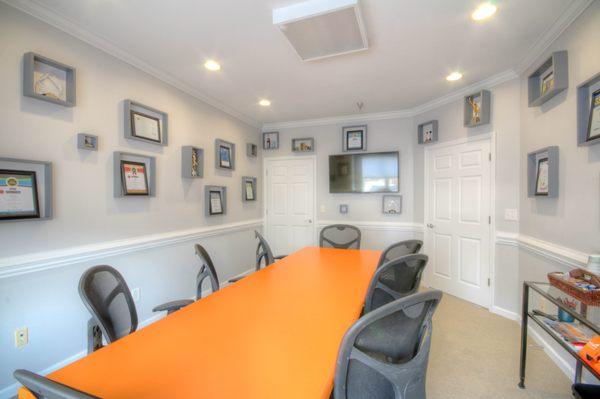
(0, 157, 53, 222)
(205, 185, 227, 216)
(242, 176, 257, 202)
(181, 146, 204, 178)
(247, 143, 258, 157)
(23, 52, 76, 107)
(113, 151, 156, 197)
(528, 51, 568, 107)
(527, 146, 558, 198)
(418, 120, 438, 144)
(577, 72, 600, 146)
(463, 90, 491, 128)
(124, 100, 168, 146)
(215, 139, 235, 171)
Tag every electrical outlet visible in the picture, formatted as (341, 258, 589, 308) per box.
(132, 287, 140, 302)
(504, 209, 519, 221)
(319, 204, 326, 213)
(15, 327, 28, 349)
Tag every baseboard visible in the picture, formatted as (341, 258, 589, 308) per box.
(490, 305, 520, 322)
(526, 324, 575, 381)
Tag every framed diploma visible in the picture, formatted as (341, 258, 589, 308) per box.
(209, 190, 223, 215)
(219, 145, 232, 169)
(535, 157, 549, 196)
(587, 89, 600, 142)
(130, 110, 161, 143)
(0, 170, 40, 220)
(245, 181, 255, 201)
(120, 161, 149, 196)
(343, 126, 367, 151)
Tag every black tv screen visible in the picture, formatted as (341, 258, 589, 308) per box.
(329, 151, 399, 193)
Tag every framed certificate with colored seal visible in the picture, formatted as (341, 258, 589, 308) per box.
(0, 170, 40, 220)
(120, 161, 149, 196)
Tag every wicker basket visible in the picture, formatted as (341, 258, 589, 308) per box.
(548, 269, 600, 306)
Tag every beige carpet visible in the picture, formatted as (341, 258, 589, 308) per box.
(427, 292, 572, 399)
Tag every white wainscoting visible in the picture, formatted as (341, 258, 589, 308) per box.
(316, 220, 425, 250)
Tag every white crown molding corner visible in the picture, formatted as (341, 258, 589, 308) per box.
(1, 0, 260, 129)
(514, 0, 594, 75)
(261, 69, 518, 131)
(316, 220, 425, 233)
(0, 219, 263, 279)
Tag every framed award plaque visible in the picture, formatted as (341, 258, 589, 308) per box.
(0, 169, 40, 220)
(209, 190, 223, 215)
(120, 161, 149, 196)
(130, 110, 161, 143)
(587, 89, 600, 142)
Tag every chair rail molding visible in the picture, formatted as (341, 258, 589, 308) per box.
(0, 219, 263, 279)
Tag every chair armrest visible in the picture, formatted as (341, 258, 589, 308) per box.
(274, 255, 287, 260)
(153, 299, 194, 314)
(228, 276, 244, 283)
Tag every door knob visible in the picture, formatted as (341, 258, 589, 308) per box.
(307, 219, 312, 224)
(427, 223, 434, 228)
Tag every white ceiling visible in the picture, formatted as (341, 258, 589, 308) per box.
(7, 0, 589, 126)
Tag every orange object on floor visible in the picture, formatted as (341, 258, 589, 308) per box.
(18, 247, 380, 399)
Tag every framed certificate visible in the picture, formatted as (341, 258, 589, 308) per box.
(587, 89, 600, 142)
(209, 190, 223, 215)
(130, 110, 161, 143)
(343, 126, 367, 151)
(0, 170, 40, 220)
(120, 161, 149, 196)
(245, 181, 255, 201)
(540, 68, 555, 95)
(535, 157, 549, 196)
(219, 145, 232, 169)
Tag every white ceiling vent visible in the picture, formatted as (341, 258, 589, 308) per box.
(273, 0, 368, 62)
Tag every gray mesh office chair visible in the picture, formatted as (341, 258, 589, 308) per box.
(319, 224, 361, 249)
(153, 244, 220, 315)
(377, 240, 423, 267)
(78, 265, 137, 352)
(364, 254, 429, 314)
(13, 369, 100, 399)
(229, 231, 285, 283)
(334, 290, 443, 399)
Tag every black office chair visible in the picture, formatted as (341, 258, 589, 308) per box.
(79, 265, 138, 353)
(364, 254, 429, 314)
(573, 383, 600, 398)
(319, 224, 361, 249)
(153, 244, 220, 315)
(334, 290, 443, 399)
(13, 369, 100, 399)
(229, 231, 285, 283)
(377, 240, 423, 267)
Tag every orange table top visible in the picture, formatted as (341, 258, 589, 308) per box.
(19, 247, 380, 399)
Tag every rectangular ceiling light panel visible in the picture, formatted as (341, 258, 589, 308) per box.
(273, 0, 368, 61)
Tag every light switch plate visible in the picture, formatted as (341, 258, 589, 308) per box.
(15, 327, 28, 349)
(339, 204, 349, 214)
(504, 209, 519, 221)
(320, 204, 326, 213)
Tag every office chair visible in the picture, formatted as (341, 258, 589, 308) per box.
(377, 240, 423, 267)
(364, 254, 429, 314)
(572, 383, 600, 398)
(319, 224, 361, 249)
(334, 290, 443, 399)
(153, 244, 220, 315)
(229, 230, 285, 283)
(78, 265, 137, 353)
(13, 369, 100, 399)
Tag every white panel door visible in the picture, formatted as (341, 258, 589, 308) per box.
(425, 139, 491, 307)
(266, 157, 315, 255)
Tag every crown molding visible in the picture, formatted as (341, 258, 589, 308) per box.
(262, 69, 518, 130)
(514, 0, 594, 75)
(2, 0, 260, 128)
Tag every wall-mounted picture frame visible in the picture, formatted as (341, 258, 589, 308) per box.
(540, 67, 555, 96)
(215, 139, 236, 171)
(0, 169, 40, 220)
(247, 143, 258, 157)
(23, 52, 76, 107)
(242, 176, 257, 202)
(292, 137, 314, 152)
(463, 90, 491, 128)
(181, 146, 204, 178)
(205, 186, 227, 216)
(77, 133, 98, 151)
(418, 120, 438, 144)
(535, 157, 549, 196)
(209, 190, 223, 214)
(339, 204, 349, 214)
(263, 132, 279, 150)
(528, 51, 568, 107)
(587, 89, 600, 142)
(576, 72, 600, 146)
(382, 195, 402, 214)
(120, 160, 149, 196)
(342, 125, 367, 152)
(527, 146, 558, 198)
(124, 100, 168, 146)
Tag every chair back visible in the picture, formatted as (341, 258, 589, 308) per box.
(255, 230, 275, 270)
(13, 369, 100, 399)
(364, 254, 428, 313)
(319, 224, 361, 249)
(334, 290, 442, 399)
(194, 244, 220, 299)
(78, 265, 137, 344)
(377, 240, 423, 267)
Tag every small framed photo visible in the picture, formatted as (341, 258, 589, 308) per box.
(215, 139, 235, 171)
(382, 195, 402, 215)
(242, 176, 257, 201)
(247, 143, 258, 157)
(343, 126, 367, 152)
(263, 132, 279, 150)
(209, 190, 224, 215)
(418, 120, 438, 144)
(540, 67, 555, 95)
(120, 160, 149, 196)
(587, 89, 600, 142)
(77, 133, 98, 151)
(339, 204, 349, 214)
(535, 157, 549, 196)
(0, 170, 40, 220)
(292, 138, 314, 152)
(219, 145, 232, 169)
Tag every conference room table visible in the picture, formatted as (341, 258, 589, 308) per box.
(19, 247, 381, 399)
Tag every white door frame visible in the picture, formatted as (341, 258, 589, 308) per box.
(263, 155, 318, 246)
(423, 132, 496, 309)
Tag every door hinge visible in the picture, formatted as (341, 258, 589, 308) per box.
(488, 153, 492, 161)
(488, 216, 491, 224)
(487, 278, 490, 287)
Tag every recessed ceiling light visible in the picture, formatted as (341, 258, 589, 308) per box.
(259, 99, 271, 107)
(204, 60, 221, 71)
(471, 2, 497, 21)
(446, 72, 463, 81)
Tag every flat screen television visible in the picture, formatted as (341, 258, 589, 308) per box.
(329, 151, 399, 193)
